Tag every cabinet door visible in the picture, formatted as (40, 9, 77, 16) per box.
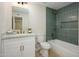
(2, 36, 35, 57)
(2, 39, 21, 57)
(20, 37, 35, 57)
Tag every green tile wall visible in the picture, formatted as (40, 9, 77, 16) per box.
(46, 7, 56, 41)
(46, 3, 78, 45)
(56, 2, 78, 45)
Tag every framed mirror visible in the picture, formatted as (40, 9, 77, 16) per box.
(12, 6, 29, 34)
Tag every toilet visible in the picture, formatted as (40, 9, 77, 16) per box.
(36, 34, 51, 57)
(40, 42, 51, 57)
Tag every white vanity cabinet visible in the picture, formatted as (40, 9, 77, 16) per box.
(2, 35, 35, 57)
(2, 39, 21, 57)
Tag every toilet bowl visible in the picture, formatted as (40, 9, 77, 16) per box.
(40, 42, 51, 57)
(36, 34, 50, 56)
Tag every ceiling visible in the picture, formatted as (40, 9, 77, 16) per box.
(30, 2, 73, 10)
(12, 2, 73, 13)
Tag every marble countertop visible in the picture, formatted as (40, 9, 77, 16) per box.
(1, 33, 36, 40)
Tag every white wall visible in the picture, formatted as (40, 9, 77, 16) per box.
(1, 3, 12, 33)
(0, 2, 12, 56)
(0, 2, 3, 56)
(28, 4, 46, 41)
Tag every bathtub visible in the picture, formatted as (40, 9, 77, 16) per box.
(48, 39, 79, 57)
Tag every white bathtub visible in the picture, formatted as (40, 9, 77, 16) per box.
(48, 39, 79, 57)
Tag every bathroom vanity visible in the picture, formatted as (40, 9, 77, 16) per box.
(1, 34, 35, 57)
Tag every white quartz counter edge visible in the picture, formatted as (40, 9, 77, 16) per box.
(1, 34, 36, 40)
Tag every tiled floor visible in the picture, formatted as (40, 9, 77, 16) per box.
(35, 49, 43, 57)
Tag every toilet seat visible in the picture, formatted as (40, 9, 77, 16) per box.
(40, 42, 51, 49)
